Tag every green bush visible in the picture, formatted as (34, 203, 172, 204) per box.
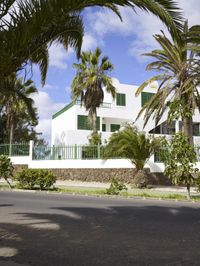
(35, 169, 56, 190)
(106, 178, 127, 195)
(15, 168, 56, 190)
(0, 155, 14, 188)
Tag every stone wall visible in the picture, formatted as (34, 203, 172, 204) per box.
(13, 165, 171, 185)
(13, 164, 28, 174)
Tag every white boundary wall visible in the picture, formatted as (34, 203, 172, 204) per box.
(11, 154, 165, 173)
(8, 140, 200, 173)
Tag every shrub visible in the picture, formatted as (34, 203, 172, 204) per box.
(35, 169, 56, 190)
(106, 178, 127, 195)
(194, 173, 200, 193)
(15, 168, 56, 190)
(15, 168, 38, 189)
(163, 132, 198, 199)
(0, 155, 14, 188)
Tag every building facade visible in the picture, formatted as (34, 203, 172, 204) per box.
(51, 78, 200, 146)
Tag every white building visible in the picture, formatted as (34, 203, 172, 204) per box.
(51, 78, 200, 146)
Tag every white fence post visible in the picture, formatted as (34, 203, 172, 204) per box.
(29, 140, 34, 161)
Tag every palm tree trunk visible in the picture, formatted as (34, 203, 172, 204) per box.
(92, 109, 97, 136)
(183, 116, 193, 145)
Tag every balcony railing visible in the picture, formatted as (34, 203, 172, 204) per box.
(76, 100, 111, 108)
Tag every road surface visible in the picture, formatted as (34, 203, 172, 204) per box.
(0, 191, 200, 265)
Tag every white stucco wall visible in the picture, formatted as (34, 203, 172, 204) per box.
(51, 79, 159, 146)
(51, 106, 77, 146)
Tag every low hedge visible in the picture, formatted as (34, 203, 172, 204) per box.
(14, 168, 56, 190)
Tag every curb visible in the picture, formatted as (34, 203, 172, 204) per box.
(0, 187, 199, 204)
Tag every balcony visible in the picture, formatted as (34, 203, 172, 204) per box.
(76, 100, 111, 108)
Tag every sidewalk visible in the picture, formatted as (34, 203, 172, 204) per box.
(1, 178, 198, 194)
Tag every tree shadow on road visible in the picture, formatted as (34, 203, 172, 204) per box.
(1, 203, 200, 265)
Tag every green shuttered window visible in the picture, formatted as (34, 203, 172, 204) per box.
(111, 124, 120, 132)
(77, 115, 100, 130)
(102, 124, 106, 132)
(141, 92, 155, 106)
(116, 93, 126, 106)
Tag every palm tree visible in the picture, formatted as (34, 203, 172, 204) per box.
(0, 0, 183, 87)
(104, 124, 161, 170)
(135, 22, 200, 144)
(71, 47, 116, 136)
(0, 75, 38, 152)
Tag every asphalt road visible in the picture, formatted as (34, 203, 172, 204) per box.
(1, 191, 200, 266)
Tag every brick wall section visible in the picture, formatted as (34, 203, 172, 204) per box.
(13, 165, 171, 185)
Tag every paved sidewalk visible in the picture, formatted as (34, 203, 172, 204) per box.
(0, 178, 199, 194)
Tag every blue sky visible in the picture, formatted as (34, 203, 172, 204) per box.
(31, 0, 200, 143)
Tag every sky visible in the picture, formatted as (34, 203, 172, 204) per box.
(30, 0, 200, 143)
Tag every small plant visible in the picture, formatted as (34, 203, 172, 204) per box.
(106, 178, 127, 195)
(0, 155, 14, 188)
(14, 168, 56, 190)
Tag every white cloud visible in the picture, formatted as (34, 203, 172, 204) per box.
(49, 43, 73, 69)
(86, 1, 200, 61)
(41, 84, 59, 91)
(32, 91, 65, 143)
(81, 33, 98, 51)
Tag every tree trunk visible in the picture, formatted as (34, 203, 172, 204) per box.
(92, 109, 97, 136)
(183, 116, 193, 145)
(186, 183, 191, 200)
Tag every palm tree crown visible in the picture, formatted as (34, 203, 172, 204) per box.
(71, 47, 116, 135)
(135, 22, 200, 144)
(0, 74, 38, 144)
(0, 0, 183, 87)
(104, 124, 161, 170)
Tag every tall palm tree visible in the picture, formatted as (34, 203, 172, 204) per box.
(135, 22, 200, 144)
(0, 0, 183, 87)
(0, 75, 38, 149)
(71, 47, 116, 135)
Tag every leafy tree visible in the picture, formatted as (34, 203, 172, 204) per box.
(104, 124, 162, 170)
(0, 0, 183, 88)
(71, 47, 116, 136)
(0, 155, 14, 188)
(136, 22, 200, 144)
(163, 132, 198, 199)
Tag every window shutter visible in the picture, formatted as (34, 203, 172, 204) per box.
(116, 93, 126, 106)
(141, 92, 155, 106)
(78, 115, 100, 130)
(111, 124, 120, 132)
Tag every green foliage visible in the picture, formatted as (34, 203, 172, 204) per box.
(88, 133, 102, 145)
(104, 124, 163, 170)
(194, 173, 200, 192)
(15, 168, 56, 190)
(135, 22, 200, 143)
(106, 178, 127, 195)
(0, 155, 14, 188)
(71, 47, 116, 135)
(164, 132, 198, 197)
(35, 170, 57, 190)
(0, 75, 42, 144)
